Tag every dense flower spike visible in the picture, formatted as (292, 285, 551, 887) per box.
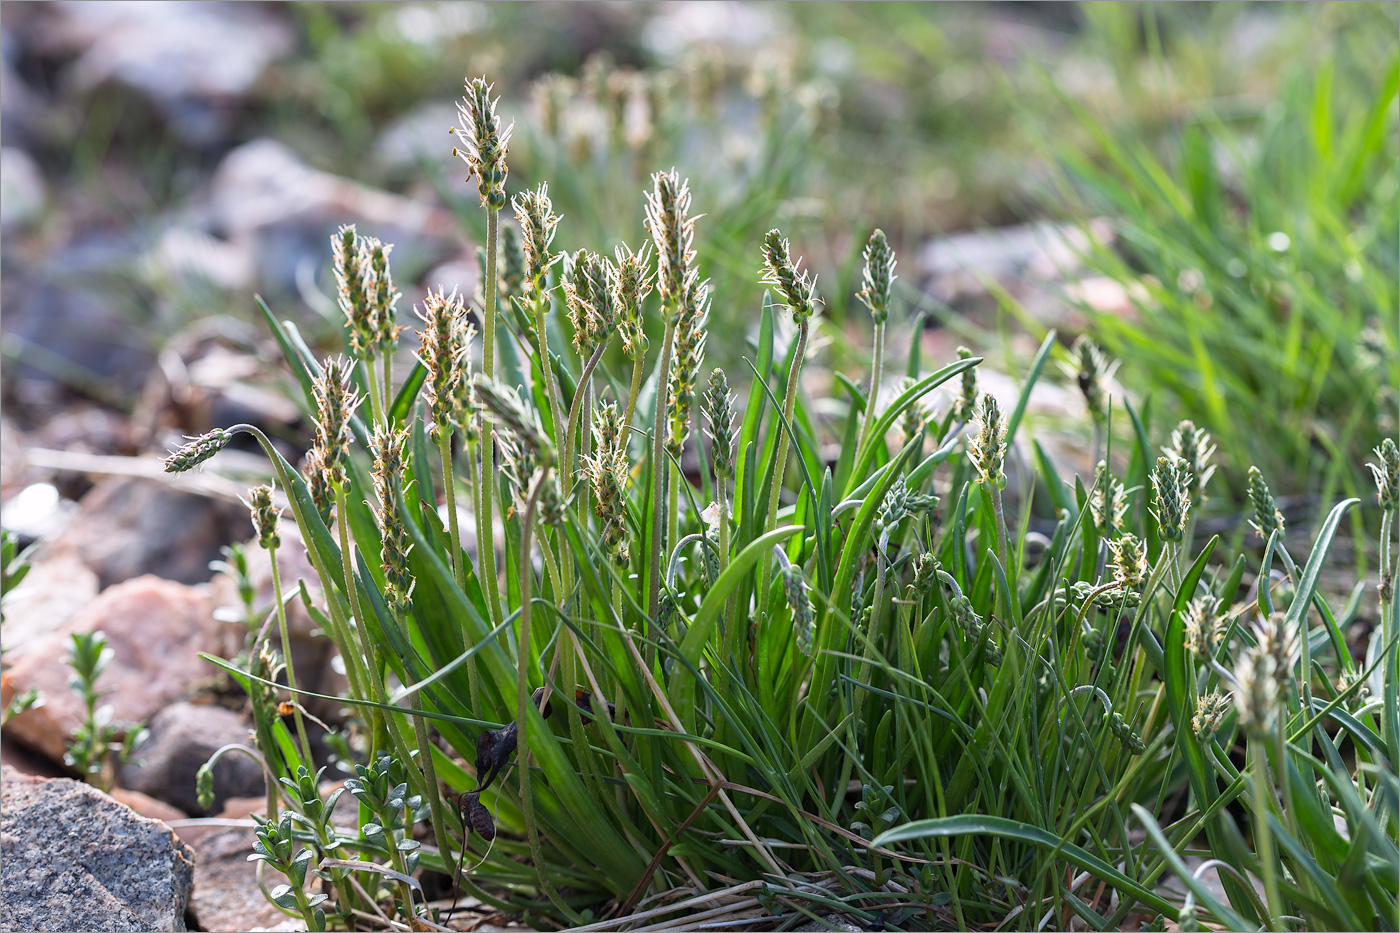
(301, 446, 333, 522)
(415, 288, 473, 438)
(1368, 438, 1398, 511)
(311, 357, 362, 488)
(583, 401, 630, 563)
(453, 76, 513, 210)
(1089, 461, 1127, 536)
(1233, 639, 1279, 736)
(163, 428, 232, 473)
(1164, 420, 1216, 504)
(371, 426, 414, 619)
(782, 562, 814, 655)
(500, 222, 526, 305)
(1110, 533, 1149, 589)
(857, 228, 896, 324)
(1247, 465, 1285, 540)
(512, 184, 563, 299)
(1192, 692, 1232, 743)
(613, 241, 654, 359)
(760, 228, 820, 322)
(564, 250, 611, 356)
(953, 347, 978, 422)
(896, 376, 930, 446)
(666, 275, 710, 457)
(1183, 593, 1223, 659)
(247, 484, 281, 551)
(643, 168, 698, 309)
(1068, 335, 1116, 424)
(333, 225, 375, 361)
(1151, 456, 1189, 542)
(704, 369, 735, 480)
(365, 237, 403, 356)
(968, 393, 1007, 489)
(470, 375, 551, 465)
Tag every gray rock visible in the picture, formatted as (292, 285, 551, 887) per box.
(119, 701, 264, 817)
(0, 765, 195, 932)
(1, 147, 46, 232)
(36, 1, 294, 146)
(47, 476, 249, 588)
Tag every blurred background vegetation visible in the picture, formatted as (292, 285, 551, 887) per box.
(2, 1, 1395, 532)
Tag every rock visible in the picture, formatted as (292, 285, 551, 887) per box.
(1, 231, 156, 400)
(0, 552, 99, 659)
(119, 701, 264, 816)
(374, 99, 459, 173)
(1, 765, 195, 932)
(1, 575, 219, 763)
(47, 476, 250, 588)
(1, 146, 46, 232)
(35, 1, 294, 146)
(207, 137, 461, 297)
(109, 787, 188, 824)
(186, 827, 290, 933)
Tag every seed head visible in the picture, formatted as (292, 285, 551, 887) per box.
(910, 552, 939, 597)
(416, 288, 474, 439)
(953, 347, 978, 422)
(858, 228, 897, 324)
(1164, 420, 1215, 505)
(1192, 692, 1231, 743)
(1368, 438, 1398, 512)
(613, 241, 654, 360)
(1107, 710, 1145, 753)
(1151, 456, 1189, 542)
(163, 428, 232, 473)
(582, 401, 630, 563)
(968, 393, 1007, 489)
(666, 275, 710, 458)
(364, 237, 403, 356)
(760, 228, 820, 323)
(1089, 461, 1127, 536)
(371, 426, 414, 619)
(247, 484, 281, 551)
(896, 376, 930, 447)
(563, 250, 611, 356)
(704, 369, 736, 480)
(311, 357, 361, 489)
(1336, 670, 1371, 710)
(1233, 641, 1279, 737)
(499, 222, 526, 305)
(1109, 533, 1148, 589)
(1183, 594, 1222, 659)
(782, 563, 814, 656)
(1067, 335, 1117, 424)
(333, 225, 376, 361)
(1253, 612, 1297, 694)
(470, 375, 552, 467)
(875, 474, 938, 539)
(454, 76, 514, 210)
(1247, 466, 1285, 540)
(644, 168, 699, 310)
(301, 446, 334, 523)
(512, 184, 562, 298)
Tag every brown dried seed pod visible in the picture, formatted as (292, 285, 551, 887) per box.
(467, 795, 496, 841)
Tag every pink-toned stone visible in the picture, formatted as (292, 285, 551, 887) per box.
(0, 553, 99, 661)
(186, 826, 292, 933)
(110, 786, 188, 824)
(1, 575, 220, 763)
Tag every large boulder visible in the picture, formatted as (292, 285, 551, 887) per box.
(0, 766, 195, 932)
(119, 701, 264, 816)
(1, 575, 220, 763)
(46, 476, 249, 588)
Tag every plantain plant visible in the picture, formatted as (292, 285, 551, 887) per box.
(168, 73, 1397, 931)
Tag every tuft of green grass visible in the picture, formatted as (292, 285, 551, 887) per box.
(168, 70, 1398, 932)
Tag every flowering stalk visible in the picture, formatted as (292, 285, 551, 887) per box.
(455, 75, 512, 628)
(644, 169, 699, 617)
(855, 229, 896, 456)
(969, 393, 1009, 574)
(248, 484, 312, 766)
(757, 228, 818, 613)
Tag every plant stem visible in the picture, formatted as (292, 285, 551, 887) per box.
(363, 358, 384, 428)
(1252, 741, 1284, 931)
(269, 545, 313, 766)
(438, 435, 465, 590)
(623, 354, 645, 451)
(478, 207, 503, 628)
(563, 344, 608, 498)
(667, 465, 681, 572)
(647, 313, 680, 618)
(382, 353, 393, 425)
(855, 319, 885, 455)
(758, 319, 809, 617)
(407, 688, 454, 879)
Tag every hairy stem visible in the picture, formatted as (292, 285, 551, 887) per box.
(269, 546, 312, 766)
(438, 436, 465, 590)
(855, 319, 885, 455)
(758, 319, 809, 618)
(647, 312, 680, 617)
(478, 207, 503, 628)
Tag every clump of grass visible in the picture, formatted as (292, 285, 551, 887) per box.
(175, 72, 1397, 932)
